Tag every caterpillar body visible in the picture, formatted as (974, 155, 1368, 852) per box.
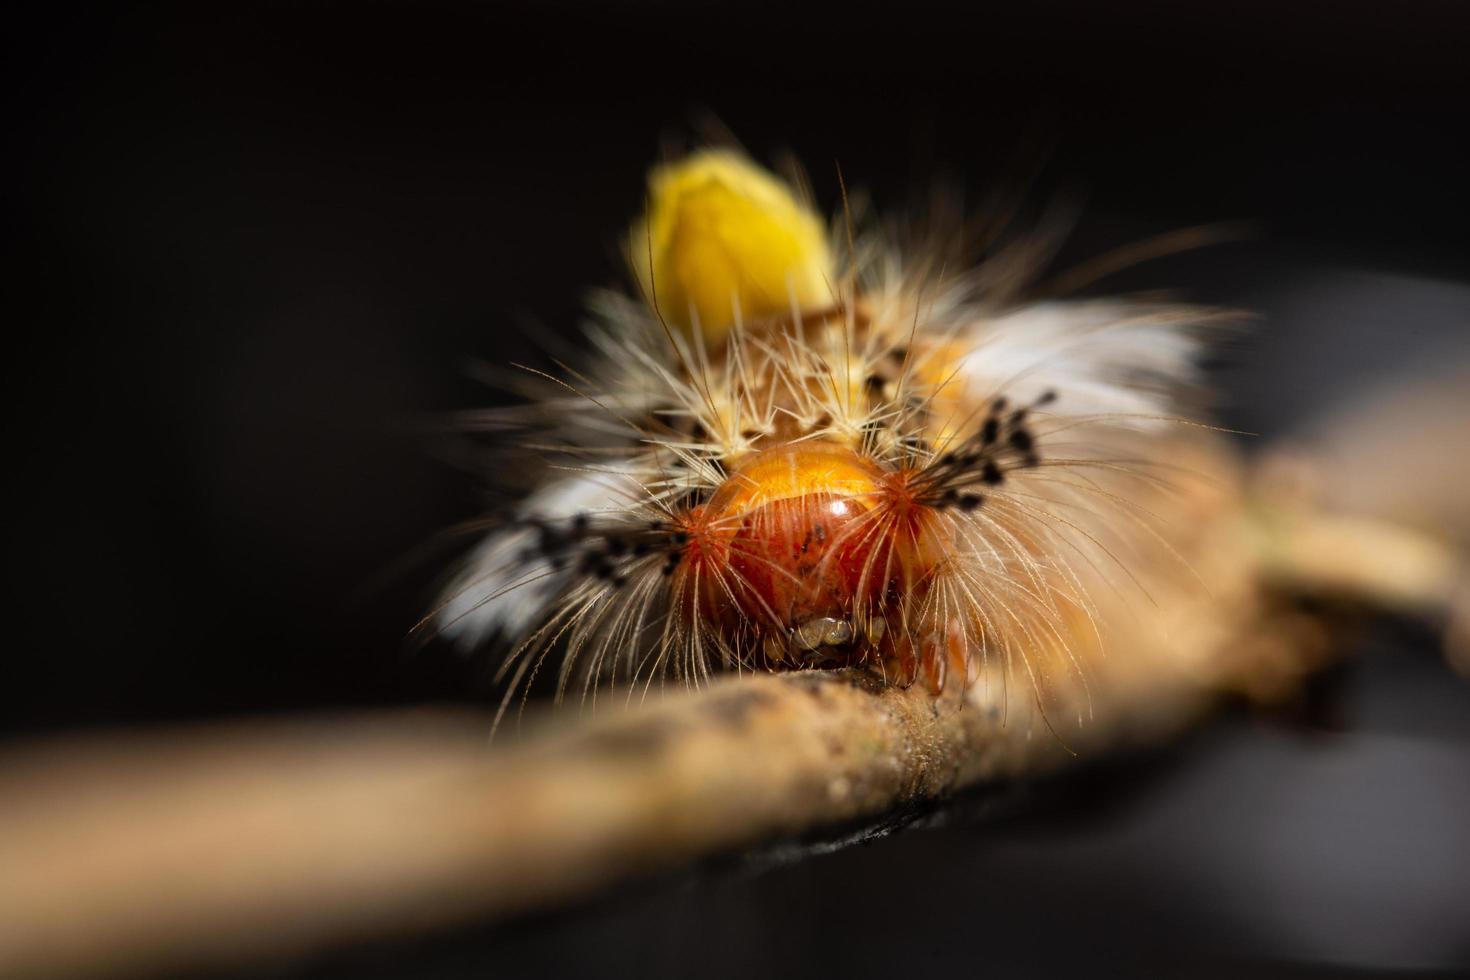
(431, 147, 1235, 725)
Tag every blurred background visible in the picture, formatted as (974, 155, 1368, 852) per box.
(4, 2, 1468, 976)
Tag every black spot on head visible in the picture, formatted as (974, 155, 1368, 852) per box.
(864, 374, 885, 392)
(982, 461, 1004, 485)
(991, 396, 1008, 413)
(958, 493, 984, 511)
(1008, 429, 1033, 453)
(981, 417, 999, 445)
(1036, 389, 1057, 406)
(572, 513, 590, 532)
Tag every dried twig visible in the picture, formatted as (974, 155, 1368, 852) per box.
(0, 465, 1463, 979)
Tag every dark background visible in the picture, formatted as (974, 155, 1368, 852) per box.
(5, 2, 1469, 976)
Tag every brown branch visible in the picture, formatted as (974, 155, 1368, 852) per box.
(0, 673, 1177, 980)
(0, 480, 1463, 980)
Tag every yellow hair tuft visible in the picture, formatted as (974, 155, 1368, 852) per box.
(629, 150, 833, 345)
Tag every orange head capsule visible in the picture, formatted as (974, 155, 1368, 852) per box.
(674, 441, 948, 667)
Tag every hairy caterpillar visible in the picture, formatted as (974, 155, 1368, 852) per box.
(428, 146, 1234, 726)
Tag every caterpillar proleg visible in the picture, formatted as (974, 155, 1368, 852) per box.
(430, 146, 1236, 724)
